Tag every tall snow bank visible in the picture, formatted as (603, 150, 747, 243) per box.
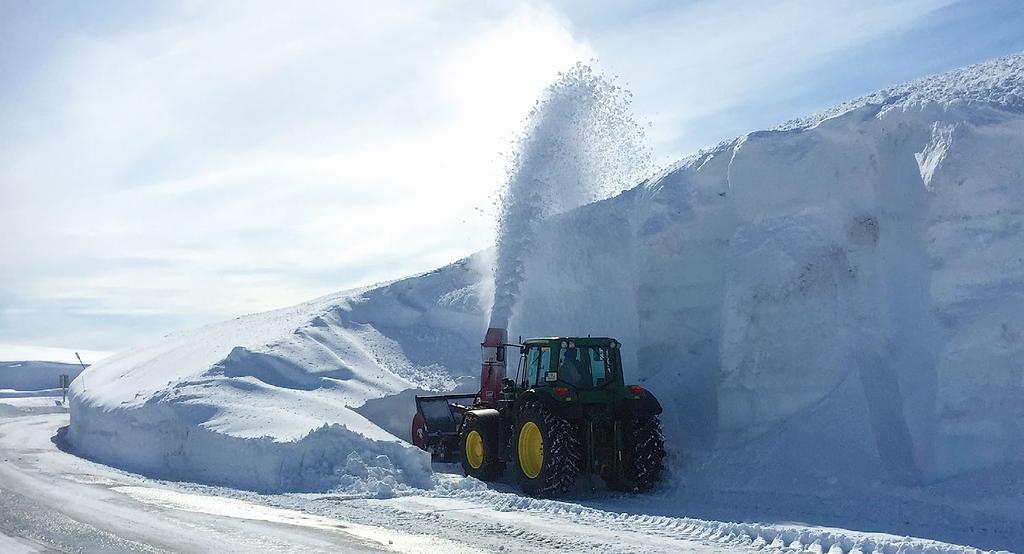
(510, 53, 1024, 486)
(69, 258, 488, 493)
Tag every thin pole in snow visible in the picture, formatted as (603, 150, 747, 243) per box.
(75, 352, 87, 395)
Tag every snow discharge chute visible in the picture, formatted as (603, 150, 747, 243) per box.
(488, 63, 651, 329)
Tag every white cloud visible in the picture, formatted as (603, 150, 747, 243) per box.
(0, 1, 592, 349)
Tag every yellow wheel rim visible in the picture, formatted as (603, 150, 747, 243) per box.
(465, 430, 484, 469)
(518, 421, 544, 479)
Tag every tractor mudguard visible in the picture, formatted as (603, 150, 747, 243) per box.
(625, 389, 663, 417)
(513, 390, 582, 419)
(461, 408, 504, 478)
(465, 407, 501, 425)
(464, 408, 502, 454)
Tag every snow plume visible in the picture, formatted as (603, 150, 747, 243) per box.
(489, 64, 651, 328)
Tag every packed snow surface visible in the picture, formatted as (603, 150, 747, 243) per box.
(69, 53, 1024, 549)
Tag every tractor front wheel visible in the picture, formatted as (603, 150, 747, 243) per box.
(514, 402, 581, 497)
(460, 415, 501, 480)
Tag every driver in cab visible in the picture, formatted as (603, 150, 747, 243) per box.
(559, 347, 592, 389)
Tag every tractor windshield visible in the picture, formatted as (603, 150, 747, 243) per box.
(557, 345, 618, 389)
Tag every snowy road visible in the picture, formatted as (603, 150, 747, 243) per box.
(0, 403, 742, 553)
(0, 401, 994, 553)
(0, 405, 393, 552)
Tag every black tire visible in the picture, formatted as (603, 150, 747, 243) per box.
(460, 415, 501, 480)
(622, 416, 666, 492)
(513, 401, 581, 497)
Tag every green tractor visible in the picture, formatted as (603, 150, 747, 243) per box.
(412, 327, 666, 496)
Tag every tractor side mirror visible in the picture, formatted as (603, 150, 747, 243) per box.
(496, 345, 505, 363)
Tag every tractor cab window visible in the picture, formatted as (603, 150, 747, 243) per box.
(526, 346, 551, 387)
(558, 345, 616, 389)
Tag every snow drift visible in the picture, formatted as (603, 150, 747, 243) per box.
(69, 259, 490, 493)
(70, 52, 1024, 536)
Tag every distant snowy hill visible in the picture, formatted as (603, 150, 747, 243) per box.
(70, 50, 1024, 526)
(0, 361, 80, 394)
(0, 344, 106, 395)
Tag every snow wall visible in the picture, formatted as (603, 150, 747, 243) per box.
(70, 54, 1024, 494)
(512, 54, 1024, 487)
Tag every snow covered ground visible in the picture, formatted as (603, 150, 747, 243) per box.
(0, 409, 394, 552)
(1, 407, 995, 553)
(59, 53, 1024, 551)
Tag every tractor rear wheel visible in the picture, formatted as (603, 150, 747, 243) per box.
(622, 415, 666, 492)
(513, 402, 581, 497)
(460, 415, 501, 480)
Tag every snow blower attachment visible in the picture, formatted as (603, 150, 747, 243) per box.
(412, 327, 666, 496)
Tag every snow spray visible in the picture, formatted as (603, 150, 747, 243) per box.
(489, 63, 651, 328)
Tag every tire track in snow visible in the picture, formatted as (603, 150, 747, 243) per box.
(390, 483, 997, 554)
(259, 477, 1000, 554)
(276, 493, 746, 553)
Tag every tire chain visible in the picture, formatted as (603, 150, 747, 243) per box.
(520, 401, 582, 496)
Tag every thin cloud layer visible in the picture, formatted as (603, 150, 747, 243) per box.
(1, 0, 1022, 351)
(1, 2, 592, 350)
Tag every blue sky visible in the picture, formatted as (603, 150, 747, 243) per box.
(1, 0, 1023, 353)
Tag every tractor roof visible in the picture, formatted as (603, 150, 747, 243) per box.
(522, 337, 618, 346)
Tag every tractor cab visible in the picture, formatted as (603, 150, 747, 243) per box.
(514, 337, 623, 393)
